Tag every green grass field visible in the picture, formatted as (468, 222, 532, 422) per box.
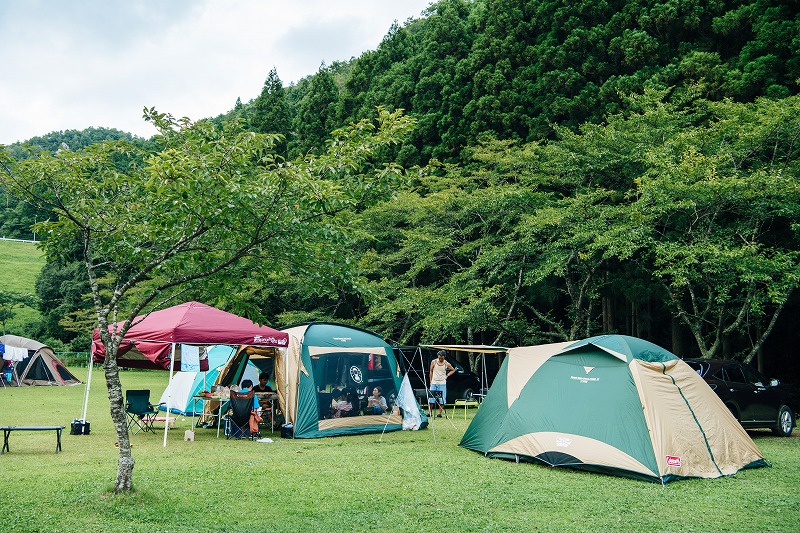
(1, 368, 799, 532)
(0, 238, 44, 331)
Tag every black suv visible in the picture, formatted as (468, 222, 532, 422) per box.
(684, 358, 796, 437)
(394, 346, 482, 404)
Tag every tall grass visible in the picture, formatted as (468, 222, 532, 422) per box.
(1, 368, 798, 532)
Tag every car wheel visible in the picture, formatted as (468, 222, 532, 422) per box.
(772, 405, 794, 437)
(461, 388, 474, 401)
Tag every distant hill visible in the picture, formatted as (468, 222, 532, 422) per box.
(3, 127, 142, 160)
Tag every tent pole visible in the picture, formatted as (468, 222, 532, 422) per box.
(80, 346, 93, 422)
(417, 347, 436, 444)
(379, 354, 401, 442)
(163, 343, 176, 447)
(285, 346, 290, 430)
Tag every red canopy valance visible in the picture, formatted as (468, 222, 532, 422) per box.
(91, 301, 289, 370)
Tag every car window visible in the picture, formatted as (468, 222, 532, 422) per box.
(723, 365, 746, 384)
(741, 366, 765, 387)
(685, 361, 703, 375)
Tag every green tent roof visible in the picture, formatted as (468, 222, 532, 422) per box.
(562, 334, 678, 363)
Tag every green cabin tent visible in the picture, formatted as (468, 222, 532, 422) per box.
(219, 321, 432, 438)
(216, 322, 428, 438)
(281, 322, 428, 438)
(460, 335, 768, 483)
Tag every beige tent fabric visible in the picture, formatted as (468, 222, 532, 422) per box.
(280, 324, 309, 344)
(275, 336, 305, 425)
(307, 346, 387, 356)
(319, 413, 402, 430)
(424, 344, 509, 354)
(631, 359, 765, 479)
(506, 342, 572, 407)
(0, 334, 47, 351)
(489, 431, 657, 479)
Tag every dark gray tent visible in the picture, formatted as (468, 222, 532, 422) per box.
(0, 334, 80, 386)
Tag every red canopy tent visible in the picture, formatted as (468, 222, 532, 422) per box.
(89, 301, 290, 446)
(91, 301, 289, 370)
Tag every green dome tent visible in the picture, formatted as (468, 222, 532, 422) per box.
(460, 335, 768, 483)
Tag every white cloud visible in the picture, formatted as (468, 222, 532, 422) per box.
(0, 0, 431, 144)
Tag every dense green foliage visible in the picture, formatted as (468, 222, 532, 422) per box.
(335, 93, 799, 365)
(1, 127, 150, 240)
(1, 0, 799, 380)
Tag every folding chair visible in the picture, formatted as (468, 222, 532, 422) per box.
(452, 398, 479, 419)
(125, 390, 159, 434)
(225, 390, 255, 440)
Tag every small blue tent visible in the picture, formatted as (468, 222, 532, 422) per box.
(158, 345, 260, 415)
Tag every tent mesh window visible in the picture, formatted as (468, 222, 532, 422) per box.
(311, 352, 396, 420)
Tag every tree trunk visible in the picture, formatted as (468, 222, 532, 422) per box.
(103, 351, 135, 493)
(671, 315, 683, 357)
(756, 323, 764, 373)
(602, 294, 614, 332)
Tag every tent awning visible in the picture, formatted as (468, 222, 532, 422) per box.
(422, 344, 508, 354)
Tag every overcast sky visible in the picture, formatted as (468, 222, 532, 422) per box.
(0, 0, 432, 145)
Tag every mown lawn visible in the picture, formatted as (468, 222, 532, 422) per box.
(0, 239, 44, 331)
(1, 367, 798, 532)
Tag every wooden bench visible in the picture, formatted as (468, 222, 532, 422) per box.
(0, 425, 65, 454)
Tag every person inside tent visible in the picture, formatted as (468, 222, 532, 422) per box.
(2, 360, 12, 384)
(253, 372, 273, 393)
(366, 386, 389, 415)
(331, 389, 353, 418)
(253, 372, 275, 423)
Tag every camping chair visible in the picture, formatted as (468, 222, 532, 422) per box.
(225, 390, 255, 440)
(125, 390, 159, 435)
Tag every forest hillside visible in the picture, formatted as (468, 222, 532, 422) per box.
(1, 0, 799, 382)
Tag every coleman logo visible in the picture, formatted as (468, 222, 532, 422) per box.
(570, 375, 600, 383)
(666, 455, 682, 467)
(583, 366, 595, 374)
(333, 337, 351, 342)
(556, 437, 572, 448)
(349, 365, 363, 384)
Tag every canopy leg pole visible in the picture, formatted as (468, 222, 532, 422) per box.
(80, 346, 93, 422)
(163, 343, 176, 447)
